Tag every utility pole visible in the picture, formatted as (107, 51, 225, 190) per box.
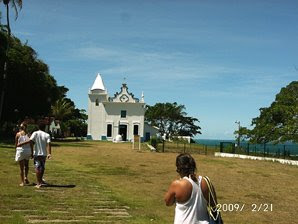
(235, 120, 240, 149)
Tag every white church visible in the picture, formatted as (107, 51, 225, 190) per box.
(87, 74, 158, 141)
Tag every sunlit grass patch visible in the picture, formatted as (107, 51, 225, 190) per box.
(0, 140, 297, 223)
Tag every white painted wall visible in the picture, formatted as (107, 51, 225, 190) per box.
(87, 90, 108, 140)
(87, 86, 145, 141)
(103, 102, 145, 141)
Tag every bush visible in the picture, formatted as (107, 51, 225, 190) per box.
(224, 144, 236, 153)
(150, 136, 158, 148)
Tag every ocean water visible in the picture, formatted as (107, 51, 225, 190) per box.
(194, 139, 298, 155)
(195, 139, 236, 146)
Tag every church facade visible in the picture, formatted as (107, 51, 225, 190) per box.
(87, 74, 156, 141)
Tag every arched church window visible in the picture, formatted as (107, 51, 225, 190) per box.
(95, 99, 99, 106)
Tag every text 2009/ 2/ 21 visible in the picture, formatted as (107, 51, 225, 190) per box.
(218, 204, 273, 212)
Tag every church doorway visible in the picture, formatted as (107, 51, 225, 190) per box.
(119, 125, 127, 141)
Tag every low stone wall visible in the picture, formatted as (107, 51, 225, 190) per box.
(146, 143, 156, 151)
(214, 152, 298, 166)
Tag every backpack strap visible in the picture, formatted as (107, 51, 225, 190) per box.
(203, 176, 221, 221)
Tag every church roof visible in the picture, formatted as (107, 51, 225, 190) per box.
(91, 73, 105, 91)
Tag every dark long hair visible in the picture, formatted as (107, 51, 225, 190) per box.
(176, 153, 197, 182)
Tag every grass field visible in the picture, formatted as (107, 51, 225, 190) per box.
(0, 140, 297, 224)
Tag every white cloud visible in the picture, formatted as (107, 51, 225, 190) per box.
(69, 44, 297, 102)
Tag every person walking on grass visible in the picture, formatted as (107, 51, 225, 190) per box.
(31, 122, 52, 188)
(18, 122, 51, 188)
(15, 123, 33, 186)
(164, 153, 219, 224)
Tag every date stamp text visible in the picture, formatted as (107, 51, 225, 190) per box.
(218, 203, 273, 212)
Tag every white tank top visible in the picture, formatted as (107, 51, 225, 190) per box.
(174, 176, 210, 224)
(16, 134, 31, 152)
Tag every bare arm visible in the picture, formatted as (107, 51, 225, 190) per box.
(47, 142, 52, 159)
(17, 139, 31, 147)
(201, 177, 217, 207)
(30, 141, 34, 158)
(15, 133, 20, 150)
(164, 180, 178, 206)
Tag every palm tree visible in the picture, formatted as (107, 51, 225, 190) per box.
(51, 99, 74, 121)
(3, 0, 22, 35)
(0, 0, 22, 123)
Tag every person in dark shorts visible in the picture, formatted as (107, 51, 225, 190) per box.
(31, 122, 51, 188)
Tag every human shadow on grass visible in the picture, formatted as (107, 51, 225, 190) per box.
(32, 183, 76, 188)
(43, 184, 76, 188)
(51, 142, 92, 148)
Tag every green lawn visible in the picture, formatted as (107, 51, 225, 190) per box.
(0, 140, 297, 224)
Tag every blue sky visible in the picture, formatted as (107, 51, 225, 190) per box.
(1, 0, 298, 139)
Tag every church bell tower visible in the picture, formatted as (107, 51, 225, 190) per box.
(87, 73, 108, 140)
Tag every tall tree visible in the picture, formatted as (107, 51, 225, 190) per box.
(64, 109, 88, 138)
(0, 32, 68, 124)
(250, 81, 298, 144)
(0, 0, 22, 123)
(1, 0, 22, 36)
(145, 102, 201, 138)
(234, 126, 251, 142)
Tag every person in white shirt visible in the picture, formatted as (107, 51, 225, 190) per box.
(164, 153, 218, 224)
(20, 122, 51, 188)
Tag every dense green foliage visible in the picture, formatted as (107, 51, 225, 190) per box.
(145, 102, 201, 138)
(62, 108, 88, 138)
(240, 81, 298, 144)
(0, 31, 68, 123)
(234, 126, 251, 142)
(51, 98, 74, 121)
(51, 98, 87, 138)
(0, 0, 23, 122)
(0, 1, 88, 138)
(0, 30, 87, 138)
